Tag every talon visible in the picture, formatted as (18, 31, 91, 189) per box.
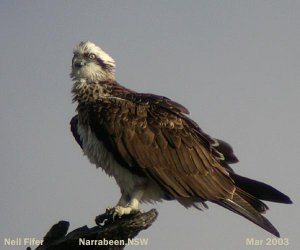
(112, 206, 141, 219)
(112, 210, 119, 221)
(105, 207, 113, 214)
(113, 205, 129, 219)
(103, 203, 143, 223)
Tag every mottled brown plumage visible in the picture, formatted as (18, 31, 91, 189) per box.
(70, 41, 292, 238)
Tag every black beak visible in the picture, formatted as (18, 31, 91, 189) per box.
(72, 56, 85, 69)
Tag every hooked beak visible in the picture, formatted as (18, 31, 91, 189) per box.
(72, 56, 86, 69)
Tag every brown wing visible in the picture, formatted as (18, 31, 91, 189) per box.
(86, 91, 293, 237)
(87, 93, 292, 236)
(89, 94, 236, 201)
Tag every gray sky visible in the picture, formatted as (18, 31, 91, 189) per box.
(0, 1, 299, 249)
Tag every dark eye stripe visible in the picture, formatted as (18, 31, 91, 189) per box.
(96, 57, 110, 70)
(80, 52, 111, 70)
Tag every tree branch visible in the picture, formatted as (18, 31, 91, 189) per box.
(28, 209, 158, 250)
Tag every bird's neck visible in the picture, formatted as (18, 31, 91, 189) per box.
(72, 79, 132, 105)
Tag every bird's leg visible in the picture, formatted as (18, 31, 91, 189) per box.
(97, 193, 132, 226)
(116, 193, 129, 207)
(108, 189, 145, 219)
(104, 192, 128, 214)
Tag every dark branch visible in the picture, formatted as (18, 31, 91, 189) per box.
(28, 209, 158, 250)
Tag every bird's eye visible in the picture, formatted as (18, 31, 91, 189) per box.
(88, 53, 96, 59)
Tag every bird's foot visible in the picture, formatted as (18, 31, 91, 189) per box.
(95, 205, 144, 227)
(106, 206, 143, 220)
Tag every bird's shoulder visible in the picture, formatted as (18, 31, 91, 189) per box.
(73, 84, 238, 167)
(91, 90, 190, 131)
(70, 87, 239, 199)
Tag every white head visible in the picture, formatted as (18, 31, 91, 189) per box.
(71, 41, 116, 82)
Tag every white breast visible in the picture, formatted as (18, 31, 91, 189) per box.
(77, 121, 165, 202)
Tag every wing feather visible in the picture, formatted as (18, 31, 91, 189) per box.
(89, 96, 236, 202)
(70, 115, 83, 149)
(73, 88, 291, 237)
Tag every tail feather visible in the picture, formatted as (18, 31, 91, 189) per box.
(237, 188, 269, 213)
(231, 173, 292, 204)
(215, 193, 280, 237)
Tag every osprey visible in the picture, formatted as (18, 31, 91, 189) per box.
(70, 41, 292, 237)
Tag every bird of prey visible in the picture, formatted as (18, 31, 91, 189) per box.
(70, 41, 292, 237)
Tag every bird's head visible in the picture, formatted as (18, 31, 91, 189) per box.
(70, 41, 116, 83)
